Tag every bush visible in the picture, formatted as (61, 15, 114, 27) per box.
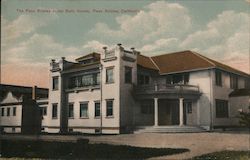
(238, 111, 250, 127)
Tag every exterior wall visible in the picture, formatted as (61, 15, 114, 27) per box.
(67, 89, 101, 133)
(189, 70, 212, 129)
(186, 100, 198, 126)
(119, 52, 138, 132)
(212, 69, 248, 127)
(47, 70, 61, 133)
(100, 46, 122, 134)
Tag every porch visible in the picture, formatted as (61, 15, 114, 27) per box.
(133, 84, 203, 132)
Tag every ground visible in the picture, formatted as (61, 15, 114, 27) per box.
(1, 131, 249, 159)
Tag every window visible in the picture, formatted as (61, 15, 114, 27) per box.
(13, 107, 16, 116)
(216, 99, 228, 118)
(215, 70, 222, 86)
(69, 73, 100, 89)
(52, 104, 58, 118)
(52, 76, 59, 90)
(80, 102, 88, 118)
(1, 108, 4, 116)
(106, 67, 114, 83)
(106, 100, 113, 117)
(95, 101, 100, 117)
(230, 74, 238, 89)
(167, 73, 190, 84)
(125, 66, 132, 83)
(68, 103, 74, 118)
(7, 108, 10, 116)
(138, 74, 150, 85)
(185, 102, 192, 114)
(141, 100, 154, 114)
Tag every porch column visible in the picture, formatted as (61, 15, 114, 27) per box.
(154, 98, 158, 126)
(179, 98, 184, 126)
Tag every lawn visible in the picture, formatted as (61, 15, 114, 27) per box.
(191, 151, 249, 160)
(0, 139, 189, 159)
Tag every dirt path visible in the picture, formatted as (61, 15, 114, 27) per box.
(1, 132, 249, 159)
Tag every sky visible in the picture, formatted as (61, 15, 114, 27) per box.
(1, 0, 249, 88)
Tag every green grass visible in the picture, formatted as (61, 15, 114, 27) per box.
(1, 139, 188, 159)
(191, 151, 250, 160)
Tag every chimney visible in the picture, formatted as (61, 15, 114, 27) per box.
(61, 57, 65, 61)
(117, 43, 122, 47)
(32, 86, 37, 100)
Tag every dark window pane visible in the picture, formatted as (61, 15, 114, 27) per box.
(95, 102, 100, 117)
(13, 107, 16, 116)
(173, 74, 183, 84)
(1, 108, 4, 116)
(106, 100, 113, 116)
(184, 73, 189, 84)
(7, 108, 10, 116)
(68, 103, 74, 118)
(215, 70, 222, 86)
(52, 104, 58, 118)
(52, 77, 59, 90)
(216, 99, 228, 118)
(145, 75, 150, 84)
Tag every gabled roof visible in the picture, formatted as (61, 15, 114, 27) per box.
(149, 50, 249, 77)
(137, 54, 158, 70)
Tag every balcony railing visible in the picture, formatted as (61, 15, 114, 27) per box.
(134, 83, 200, 95)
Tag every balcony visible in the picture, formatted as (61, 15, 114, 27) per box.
(134, 83, 201, 99)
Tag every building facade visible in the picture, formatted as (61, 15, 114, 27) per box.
(0, 84, 48, 134)
(44, 44, 249, 134)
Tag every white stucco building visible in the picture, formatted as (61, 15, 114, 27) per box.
(44, 44, 249, 134)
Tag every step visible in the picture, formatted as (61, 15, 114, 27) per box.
(134, 126, 206, 133)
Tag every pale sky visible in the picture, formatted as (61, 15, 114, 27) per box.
(1, 0, 249, 88)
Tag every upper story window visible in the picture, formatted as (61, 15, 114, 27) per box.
(7, 108, 10, 116)
(52, 76, 59, 90)
(230, 74, 238, 89)
(106, 99, 113, 117)
(215, 99, 228, 118)
(68, 103, 74, 118)
(69, 73, 100, 89)
(13, 107, 16, 116)
(125, 66, 132, 84)
(138, 74, 150, 85)
(1, 108, 4, 116)
(166, 73, 189, 85)
(215, 70, 222, 86)
(106, 67, 114, 83)
(245, 78, 250, 89)
(52, 103, 58, 119)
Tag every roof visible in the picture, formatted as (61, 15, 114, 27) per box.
(229, 89, 250, 97)
(137, 54, 158, 70)
(149, 50, 249, 76)
(75, 52, 100, 62)
(74, 50, 249, 77)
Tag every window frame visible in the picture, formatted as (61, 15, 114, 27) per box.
(106, 99, 114, 117)
(215, 70, 222, 86)
(68, 103, 74, 118)
(80, 102, 89, 118)
(215, 99, 229, 118)
(1, 108, 4, 116)
(106, 67, 114, 84)
(230, 74, 238, 89)
(13, 107, 16, 116)
(7, 107, 10, 116)
(52, 76, 59, 90)
(52, 103, 58, 119)
(94, 101, 101, 118)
